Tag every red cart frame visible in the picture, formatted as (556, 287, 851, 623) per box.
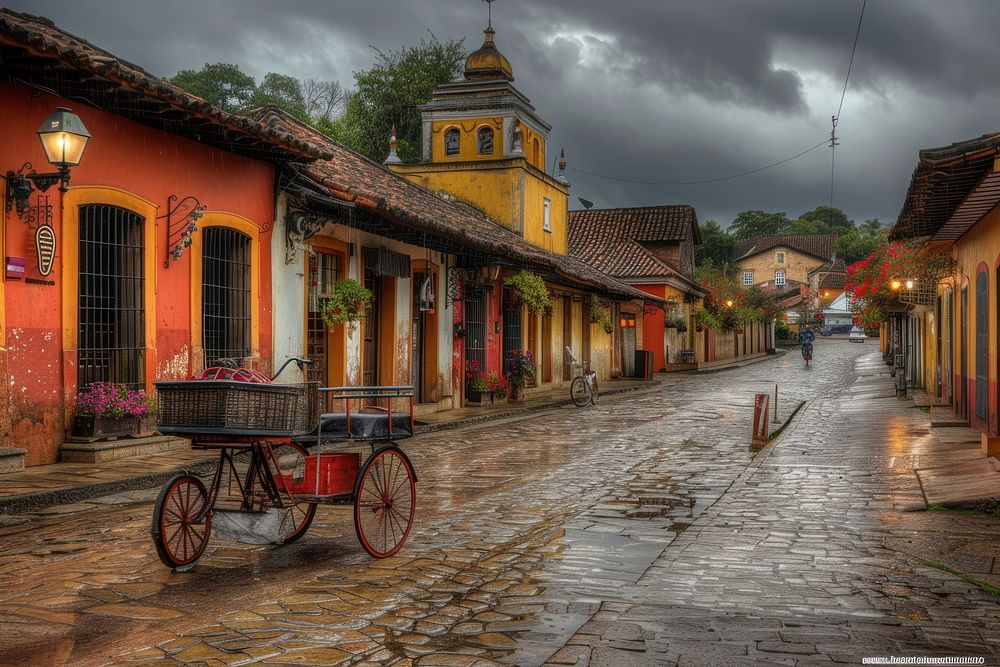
(150, 380, 417, 570)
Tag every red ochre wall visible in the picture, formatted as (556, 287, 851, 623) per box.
(636, 284, 667, 372)
(1, 84, 276, 465)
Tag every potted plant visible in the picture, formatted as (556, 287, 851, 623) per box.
(504, 270, 550, 315)
(454, 322, 467, 339)
(72, 382, 153, 440)
(505, 349, 536, 400)
(589, 299, 614, 334)
(321, 278, 374, 327)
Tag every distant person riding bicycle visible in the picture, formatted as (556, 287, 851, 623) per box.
(799, 325, 815, 367)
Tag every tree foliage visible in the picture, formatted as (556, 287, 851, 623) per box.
(833, 218, 887, 265)
(171, 63, 256, 112)
(694, 219, 736, 274)
(694, 264, 778, 332)
(250, 73, 308, 120)
(326, 35, 467, 162)
(170, 63, 341, 124)
(728, 210, 790, 240)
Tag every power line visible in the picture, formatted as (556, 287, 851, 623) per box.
(567, 0, 866, 191)
(567, 139, 828, 187)
(836, 0, 867, 123)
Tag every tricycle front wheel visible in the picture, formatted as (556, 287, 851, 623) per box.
(354, 447, 415, 558)
(151, 474, 211, 569)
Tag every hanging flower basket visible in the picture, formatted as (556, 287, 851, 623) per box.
(503, 270, 550, 315)
(321, 279, 374, 326)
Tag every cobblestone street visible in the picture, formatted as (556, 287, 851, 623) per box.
(2, 342, 999, 666)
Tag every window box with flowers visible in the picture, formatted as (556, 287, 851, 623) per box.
(466, 361, 508, 405)
(71, 382, 157, 440)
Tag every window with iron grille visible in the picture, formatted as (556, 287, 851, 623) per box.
(465, 286, 487, 388)
(503, 287, 523, 376)
(202, 227, 251, 365)
(775, 269, 785, 286)
(306, 251, 342, 383)
(78, 204, 146, 390)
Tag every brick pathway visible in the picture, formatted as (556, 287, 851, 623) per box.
(2, 342, 998, 666)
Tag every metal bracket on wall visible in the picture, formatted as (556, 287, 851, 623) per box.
(284, 210, 328, 264)
(159, 195, 206, 268)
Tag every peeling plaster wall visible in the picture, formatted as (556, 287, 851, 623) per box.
(269, 213, 454, 405)
(271, 193, 307, 384)
(2, 82, 276, 465)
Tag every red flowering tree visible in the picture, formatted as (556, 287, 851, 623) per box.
(845, 241, 955, 328)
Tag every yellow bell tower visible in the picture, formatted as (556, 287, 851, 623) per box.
(387, 18, 570, 256)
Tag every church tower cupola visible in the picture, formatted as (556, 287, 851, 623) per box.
(464, 26, 514, 82)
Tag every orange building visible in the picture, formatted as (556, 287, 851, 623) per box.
(0, 10, 321, 465)
(568, 206, 707, 371)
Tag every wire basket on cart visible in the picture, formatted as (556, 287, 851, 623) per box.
(155, 380, 321, 436)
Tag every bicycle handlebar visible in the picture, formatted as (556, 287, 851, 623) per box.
(271, 357, 313, 381)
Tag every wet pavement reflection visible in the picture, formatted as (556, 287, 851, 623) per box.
(2, 342, 996, 665)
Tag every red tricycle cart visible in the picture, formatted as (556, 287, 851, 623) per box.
(150, 358, 417, 570)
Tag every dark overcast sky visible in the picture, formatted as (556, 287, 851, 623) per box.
(8, 0, 1000, 228)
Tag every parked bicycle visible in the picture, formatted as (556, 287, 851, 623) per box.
(566, 347, 598, 407)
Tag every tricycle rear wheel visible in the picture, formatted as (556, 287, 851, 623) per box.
(151, 474, 211, 569)
(354, 447, 415, 558)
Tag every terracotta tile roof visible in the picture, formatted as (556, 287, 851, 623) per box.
(567, 206, 704, 292)
(0, 9, 327, 163)
(568, 206, 700, 245)
(735, 234, 836, 262)
(891, 131, 1000, 241)
(251, 107, 652, 301)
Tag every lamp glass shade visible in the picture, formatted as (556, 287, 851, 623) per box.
(37, 108, 91, 168)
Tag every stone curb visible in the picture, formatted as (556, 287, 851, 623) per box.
(413, 382, 660, 435)
(0, 382, 661, 515)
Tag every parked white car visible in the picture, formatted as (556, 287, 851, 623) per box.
(849, 327, 866, 343)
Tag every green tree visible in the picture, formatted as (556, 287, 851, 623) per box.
(728, 210, 790, 240)
(170, 63, 256, 112)
(834, 218, 886, 265)
(327, 35, 467, 162)
(250, 73, 308, 120)
(795, 205, 855, 236)
(695, 219, 736, 274)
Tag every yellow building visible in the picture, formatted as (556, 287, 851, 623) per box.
(734, 234, 837, 289)
(892, 132, 1000, 456)
(388, 25, 569, 256)
(388, 22, 649, 394)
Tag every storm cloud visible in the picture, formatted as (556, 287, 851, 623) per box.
(8, 0, 1000, 227)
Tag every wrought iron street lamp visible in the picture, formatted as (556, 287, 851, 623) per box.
(5, 107, 91, 217)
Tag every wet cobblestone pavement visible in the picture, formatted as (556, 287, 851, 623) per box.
(1, 342, 998, 665)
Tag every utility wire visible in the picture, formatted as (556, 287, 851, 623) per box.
(836, 0, 867, 123)
(567, 139, 828, 187)
(567, 0, 867, 191)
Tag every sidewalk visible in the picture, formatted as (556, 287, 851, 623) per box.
(552, 351, 1000, 665)
(0, 378, 659, 515)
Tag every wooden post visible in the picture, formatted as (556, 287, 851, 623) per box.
(752, 393, 770, 447)
(773, 383, 779, 423)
